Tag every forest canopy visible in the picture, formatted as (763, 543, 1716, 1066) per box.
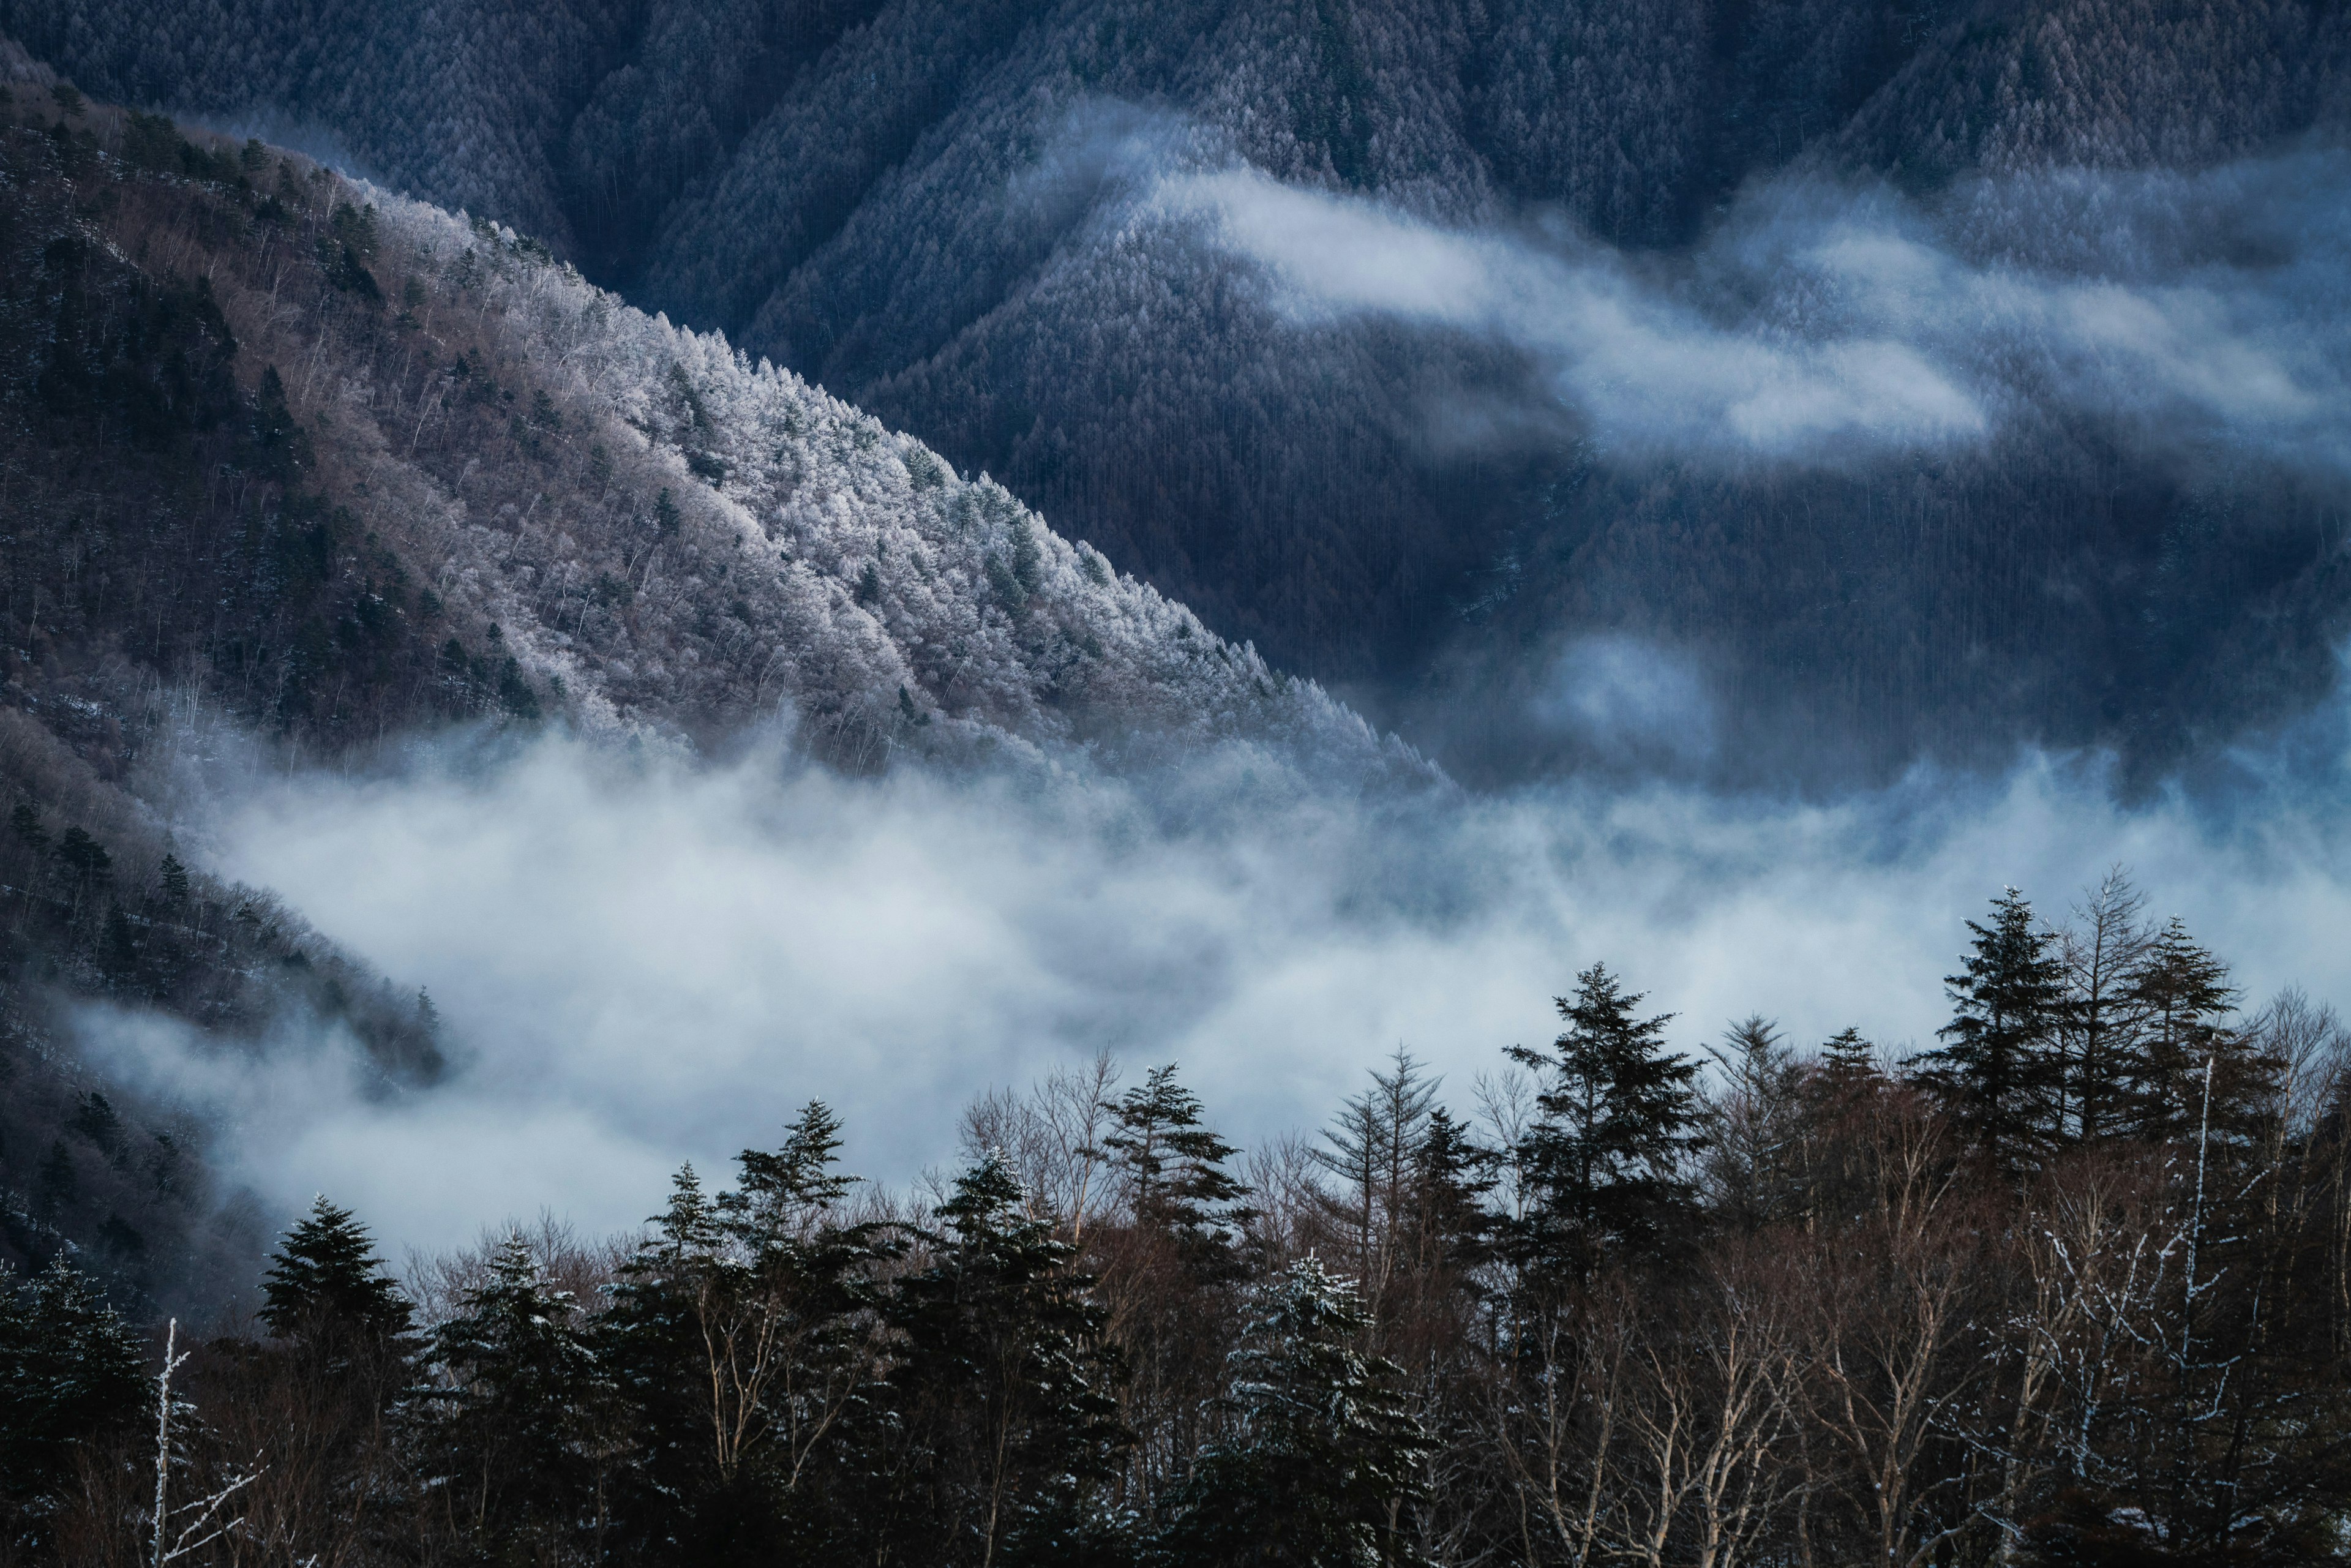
(7, 874, 2349, 1567)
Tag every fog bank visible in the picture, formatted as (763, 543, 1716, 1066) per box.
(68, 722, 2351, 1257)
(1157, 146, 2351, 474)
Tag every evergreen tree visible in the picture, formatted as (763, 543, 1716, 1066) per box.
(2120, 917, 2249, 1144)
(1103, 1064, 1253, 1274)
(1094, 1063, 1253, 1515)
(860, 1154, 1130, 1567)
(1919, 888, 2069, 1169)
(1508, 963, 1703, 1281)
(1817, 1026, 1880, 1091)
(0, 1256, 148, 1535)
(260, 1195, 412, 1344)
(428, 1235, 622, 1562)
(606, 1103, 888, 1560)
(1155, 1258, 1432, 1568)
(1406, 1108, 1495, 1285)
(1701, 1016, 1808, 1232)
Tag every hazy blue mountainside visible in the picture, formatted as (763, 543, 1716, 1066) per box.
(0, 66, 1405, 1308)
(7, 0, 2350, 782)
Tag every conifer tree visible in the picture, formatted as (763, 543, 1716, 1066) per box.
(0, 1256, 148, 1530)
(260, 1195, 412, 1345)
(429, 1234, 620, 1562)
(860, 1154, 1129, 1567)
(1103, 1064, 1253, 1273)
(1920, 888, 2068, 1169)
(606, 1104, 887, 1556)
(1095, 1064, 1252, 1514)
(2121, 917, 2248, 1144)
(1817, 1026, 1879, 1090)
(1155, 1259, 1432, 1568)
(1509, 963, 1703, 1281)
(1407, 1108, 1495, 1284)
(1701, 1016, 1807, 1232)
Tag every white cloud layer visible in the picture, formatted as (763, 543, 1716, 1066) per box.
(1153, 150, 2351, 470)
(70, 724, 2351, 1257)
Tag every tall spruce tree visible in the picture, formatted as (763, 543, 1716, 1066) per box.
(428, 1234, 621, 1563)
(261, 1195, 413, 1344)
(1701, 1016, 1809, 1232)
(857, 1155, 1130, 1567)
(1103, 1064, 1253, 1275)
(0, 1256, 148, 1537)
(1921, 888, 2069, 1170)
(1509, 963, 1703, 1281)
(1155, 1258, 1432, 1568)
(2121, 917, 2248, 1144)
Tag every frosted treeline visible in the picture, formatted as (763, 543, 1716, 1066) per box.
(364, 189, 1420, 777)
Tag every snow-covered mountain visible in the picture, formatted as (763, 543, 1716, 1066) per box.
(363, 191, 1419, 778)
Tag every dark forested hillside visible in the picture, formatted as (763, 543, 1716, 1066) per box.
(6, 0, 2349, 781)
(7, 874, 2350, 1567)
(0, 65, 1403, 1333)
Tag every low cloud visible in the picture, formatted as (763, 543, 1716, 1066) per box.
(1154, 149, 2351, 473)
(71, 721, 2351, 1258)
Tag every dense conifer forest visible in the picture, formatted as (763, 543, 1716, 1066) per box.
(6, 874, 2349, 1566)
(6, 0, 2347, 778)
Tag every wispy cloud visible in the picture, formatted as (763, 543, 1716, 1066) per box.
(1152, 150, 2351, 472)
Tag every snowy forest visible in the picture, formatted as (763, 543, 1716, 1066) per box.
(8, 874, 2351, 1566)
(3, 13, 2351, 1568)
(7, 0, 2350, 782)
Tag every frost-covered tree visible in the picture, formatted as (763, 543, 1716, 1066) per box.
(0, 1257, 148, 1539)
(426, 1235, 623, 1562)
(1156, 1258, 1431, 1568)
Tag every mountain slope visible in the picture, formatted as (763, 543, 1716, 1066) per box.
(0, 74, 1411, 1309)
(6, 0, 2348, 787)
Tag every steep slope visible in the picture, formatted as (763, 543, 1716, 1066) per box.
(0, 76, 1412, 1309)
(5, 0, 2348, 787)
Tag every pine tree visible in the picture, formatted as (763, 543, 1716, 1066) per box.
(1701, 1016, 1807, 1231)
(1103, 1064, 1253, 1277)
(606, 1104, 888, 1556)
(1509, 963, 1703, 1281)
(0, 1256, 148, 1528)
(1407, 1108, 1495, 1284)
(1919, 888, 2068, 1170)
(1817, 1026, 1879, 1090)
(860, 1154, 1130, 1567)
(1155, 1259, 1432, 1568)
(428, 1234, 620, 1562)
(1094, 1063, 1253, 1515)
(2118, 917, 2244, 1143)
(260, 1195, 412, 1344)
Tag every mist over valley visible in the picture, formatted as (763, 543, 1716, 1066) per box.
(2, 9, 2351, 1564)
